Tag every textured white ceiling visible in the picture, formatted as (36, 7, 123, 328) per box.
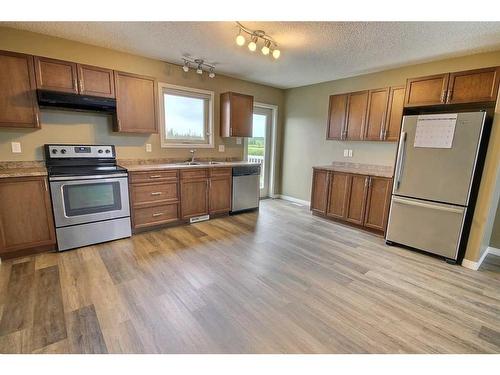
(3, 22, 500, 88)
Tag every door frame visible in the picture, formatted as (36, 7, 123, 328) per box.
(244, 102, 279, 198)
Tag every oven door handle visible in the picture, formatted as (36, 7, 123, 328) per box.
(49, 173, 128, 181)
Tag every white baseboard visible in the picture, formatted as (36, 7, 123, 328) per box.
(462, 246, 500, 270)
(276, 194, 310, 207)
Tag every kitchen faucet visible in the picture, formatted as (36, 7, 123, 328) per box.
(190, 149, 197, 163)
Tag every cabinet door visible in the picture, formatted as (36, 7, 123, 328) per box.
(364, 177, 392, 232)
(34, 56, 78, 94)
(0, 51, 40, 128)
(326, 94, 348, 140)
(0, 177, 56, 255)
(326, 172, 350, 219)
(345, 175, 369, 225)
(114, 71, 158, 133)
(346, 91, 369, 140)
(310, 169, 329, 214)
(364, 88, 390, 141)
(447, 67, 500, 104)
(220, 92, 253, 137)
(404, 73, 449, 107)
(180, 179, 209, 219)
(383, 86, 405, 142)
(209, 176, 232, 214)
(77, 64, 115, 98)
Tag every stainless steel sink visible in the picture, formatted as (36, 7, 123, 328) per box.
(175, 161, 201, 165)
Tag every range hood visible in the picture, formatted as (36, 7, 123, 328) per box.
(37, 90, 116, 113)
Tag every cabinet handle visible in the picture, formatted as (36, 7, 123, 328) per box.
(447, 90, 453, 102)
(43, 179, 48, 191)
(230, 127, 233, 136)
(383, 129, 388, 140)
(151, 192, 162, 196)
(365, 177, 369, 188)
(152, 212, 164, 217)
(35, 112, 40, 126)
(74, 77, 78, 91)
(79, 78, 84, 93)
(440, 89, 446, 103)
(149, 175, 161, 179)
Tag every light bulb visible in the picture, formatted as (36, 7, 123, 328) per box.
(272, 49, 281, 59)
(248, 36, 257, 52)
(209, 69, 215, 79)
(182, 62, 189, 72)
(236, 34, 245, 46)
(261, 41, 270, 55)
(196, 66, 203, 75)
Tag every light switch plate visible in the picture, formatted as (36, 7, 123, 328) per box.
(348, 149, 353, 157)
(11, 142, 21, 153)
(145, 143, 152, 152)
(218, 145, 225, 152)
(236, 137, 242, 145)
(343, 149, 348, 157)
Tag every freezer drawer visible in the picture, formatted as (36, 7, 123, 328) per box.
(386, 196, 466, 259)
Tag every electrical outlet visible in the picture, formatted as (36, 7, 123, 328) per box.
(218, 145, 225, 152)
(348, 149, 353, 158)
(343, 149, 349, 157)
(145, 143, 152, 152)
(11, 142, 21, 153)
(236, 137, 242, 145)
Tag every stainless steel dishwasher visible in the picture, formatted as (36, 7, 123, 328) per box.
(231, 165, 261, 213)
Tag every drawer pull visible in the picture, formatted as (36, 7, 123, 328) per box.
(152, 212, 164, 217)
(149, 175, 162, 179)
(151, 192, 162, 196)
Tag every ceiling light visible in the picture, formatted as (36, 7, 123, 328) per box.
(236, 30, 245, 46)
(248, 36, 257, 52)
(272, 49, 281, 59)
(209, 68, 216, 79)
(182, 61, 189, 72)
(196, 65, 203, 74)
(261, 41, 271, 55)
(181, 58, 216, 78)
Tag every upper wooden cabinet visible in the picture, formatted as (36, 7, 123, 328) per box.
(0, 51, 40, 128)
(114, 71, 158, 133)
(326, 94, 348, 140)
(404, 73, 449, 107)
(0, 176, 56, 258)
(384, 86, 405, 141)
(326, 86, 404, 142)
(405, 67, 500, 107)
(77, 64, 115, 98)
(364, 88, 390, 141)
(447, 67, 500, 104)
(220, 92, 254, 137)
(346, 91, 369, 141)
(34, 56, 79, 94)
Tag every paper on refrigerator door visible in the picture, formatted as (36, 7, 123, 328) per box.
(414, 113, 457, 148)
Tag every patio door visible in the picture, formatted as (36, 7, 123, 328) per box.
(247, 106, 272, 197)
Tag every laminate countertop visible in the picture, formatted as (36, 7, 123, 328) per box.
(122, 160, 259, 172)
(313, 162, 394, 178)
(0, 162, 47, 179)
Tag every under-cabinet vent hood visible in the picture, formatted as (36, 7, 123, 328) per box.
(37, 90, 116, 113)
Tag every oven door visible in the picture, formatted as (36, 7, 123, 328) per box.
(50, 174, 130, 227)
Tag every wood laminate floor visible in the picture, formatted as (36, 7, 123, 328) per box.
(0, 199, 499, 354)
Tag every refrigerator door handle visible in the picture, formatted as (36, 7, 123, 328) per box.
(392, 197, 464, 214)
(394, 131, 407, 190)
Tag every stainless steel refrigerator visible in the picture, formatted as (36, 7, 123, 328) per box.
(386, 111, 488, 262)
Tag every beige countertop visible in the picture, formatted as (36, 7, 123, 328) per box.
(122, 160, 259, 172)
(0, 161, 47, 179)
(313, 162, 394, 178)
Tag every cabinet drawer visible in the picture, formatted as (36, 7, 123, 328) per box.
(129, 170, 178, 183)
(210, 167, 232, 177)
(180, 168, 208, 180)
(133, 203, 179, 228)
(130, 182, 178, 206)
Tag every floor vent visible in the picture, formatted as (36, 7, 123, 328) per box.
(190, 215, 210, 224)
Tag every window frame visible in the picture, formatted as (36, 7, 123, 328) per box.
(158, 82, 215, 148)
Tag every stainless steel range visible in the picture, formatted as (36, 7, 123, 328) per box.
(45, 144, 131, 251)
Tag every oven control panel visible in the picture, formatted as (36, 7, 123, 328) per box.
(47, 145, 115, 159)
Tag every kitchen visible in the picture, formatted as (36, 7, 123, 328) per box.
(0, 17, 500, 365)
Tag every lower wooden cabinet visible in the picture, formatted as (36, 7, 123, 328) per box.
(311, 168, 393, 234)
(209, 168, 232, 214)
(0, 176, 56, 258)
(180, 170, 209, 219)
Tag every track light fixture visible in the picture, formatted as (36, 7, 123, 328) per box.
(235, 22, 281, 59)
(181, 57, 216, 78)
